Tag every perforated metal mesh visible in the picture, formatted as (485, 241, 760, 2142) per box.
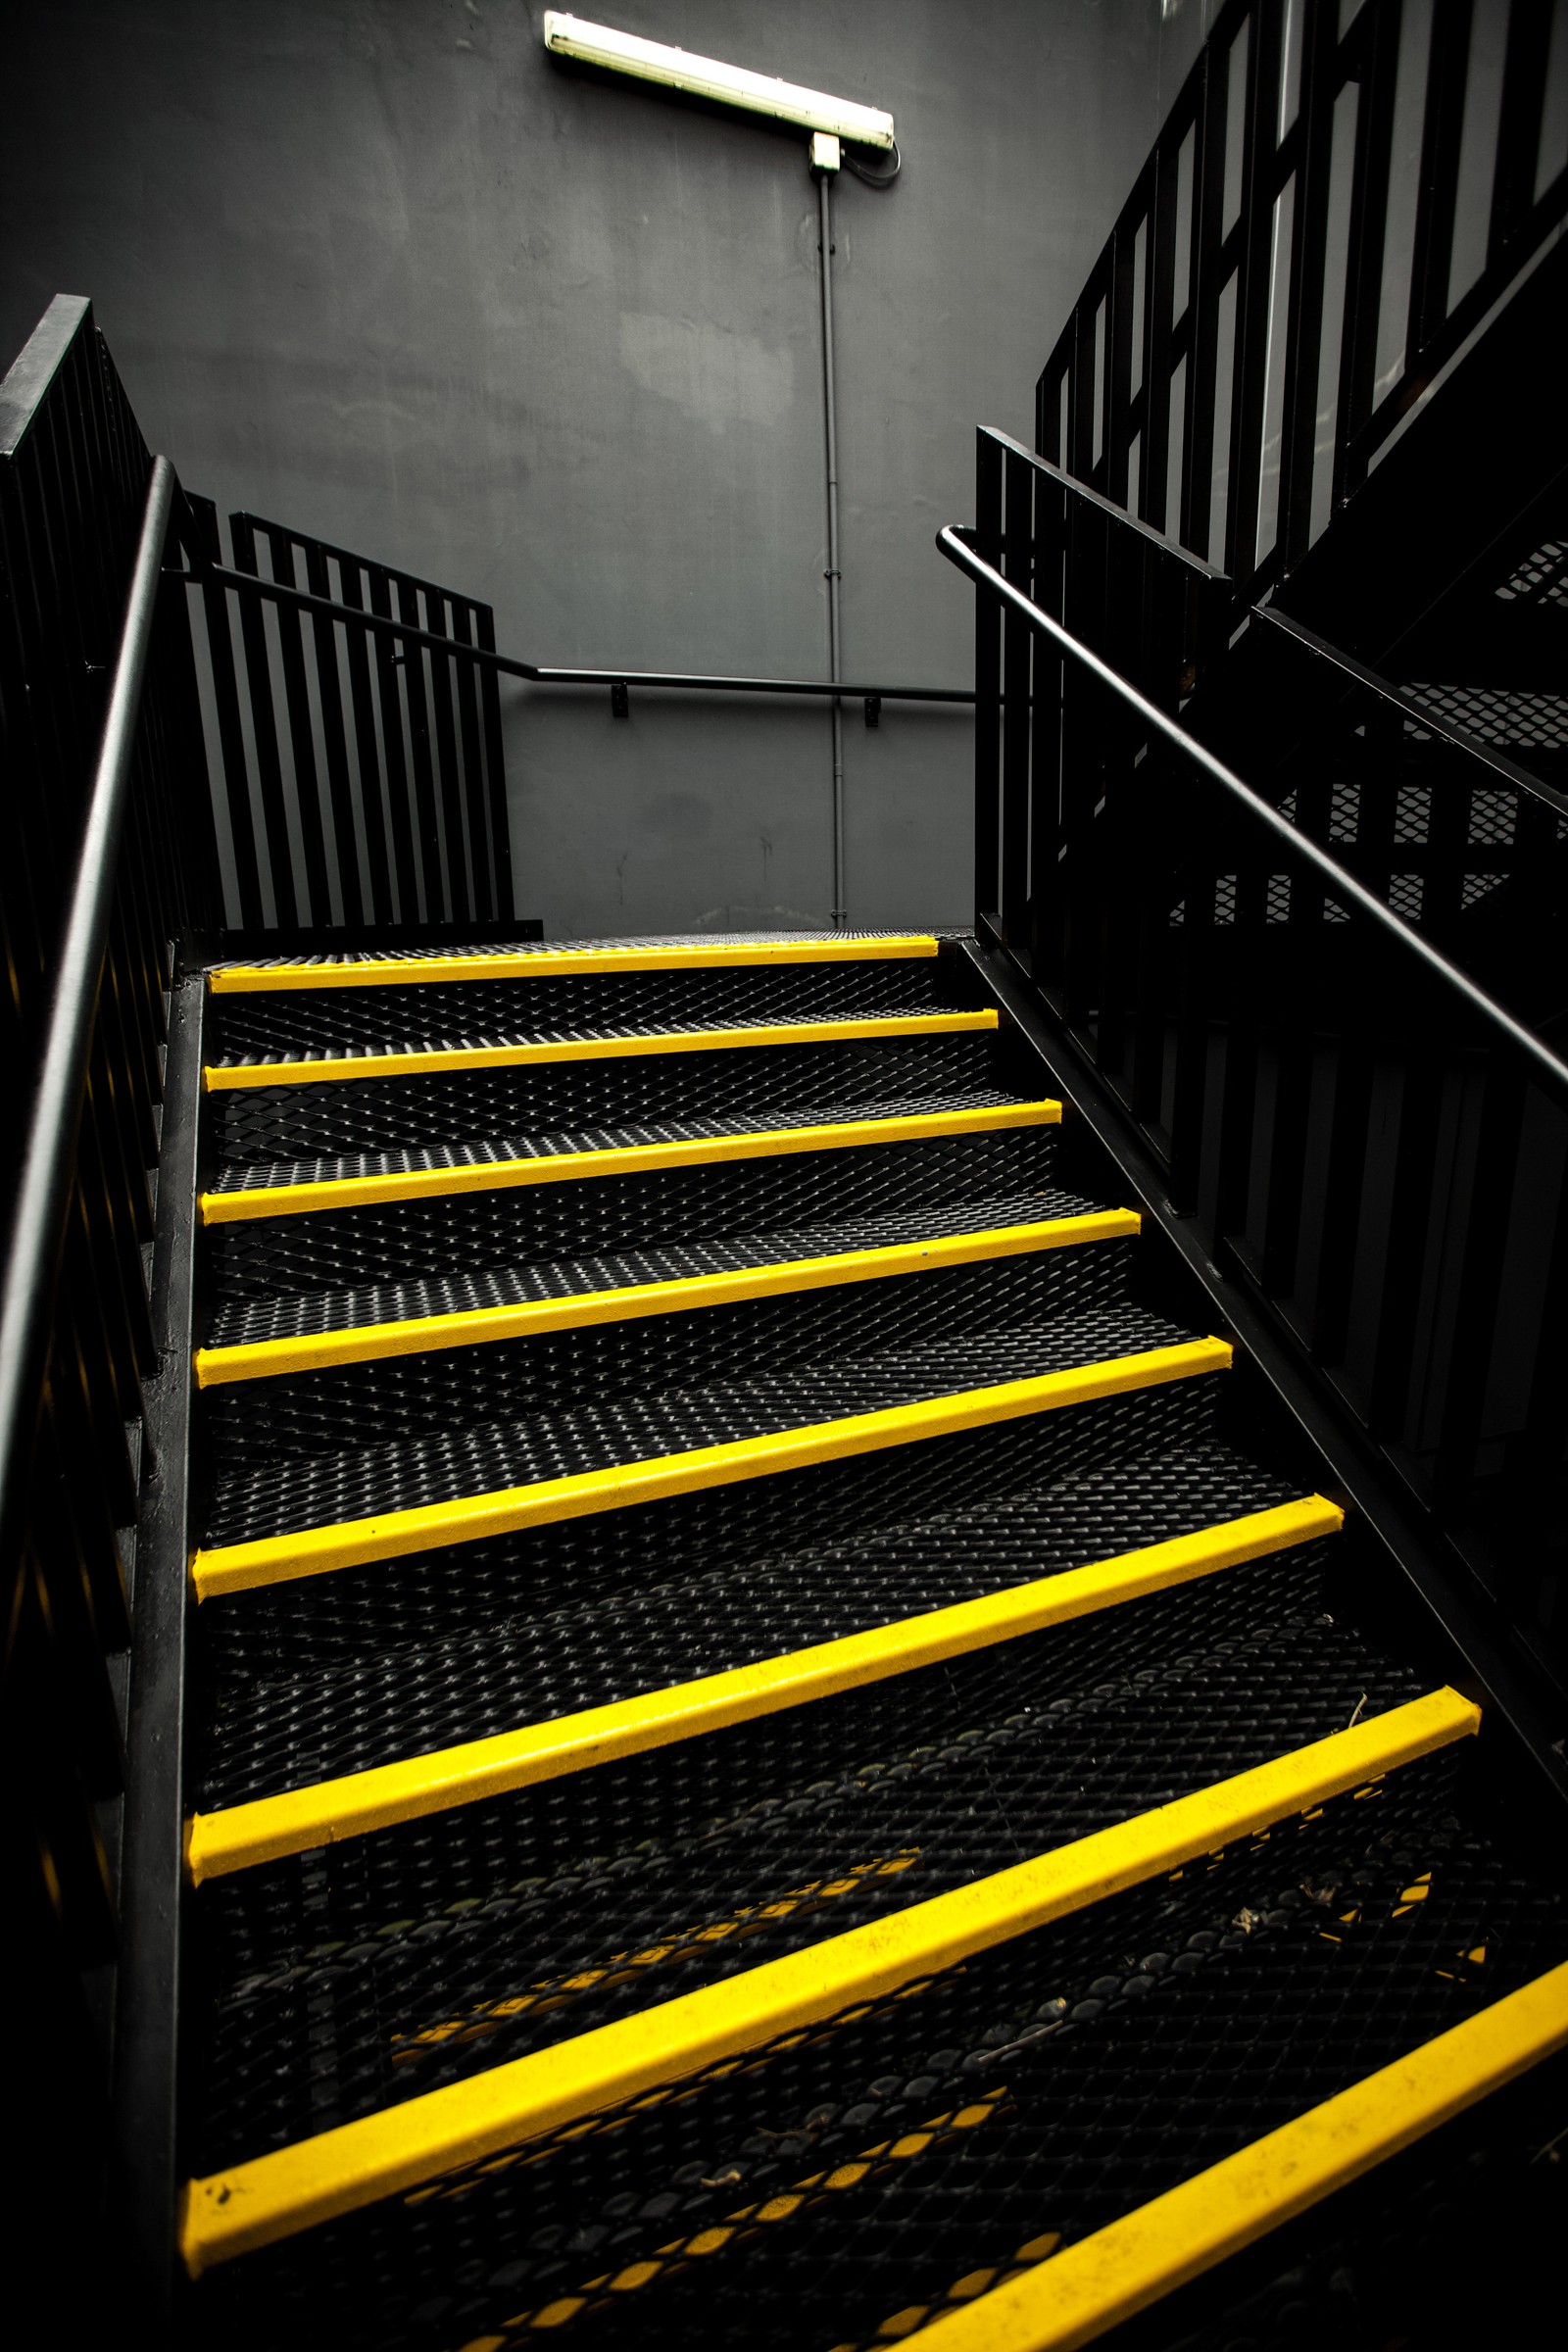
(207, 1125, 1063, 1303)
(213, 1035, 1002, 1165)
(209, 1089, 1044, 1198)
(203, 1186, 1106, 1351)
(201, 1302, 1192, 1546)
(197, 1375, 1223, 1690)
(1404, 683, 1568, 756)
(197, 1437, 1287, 1808)
(202, 1238, 1135, 1475)
(191, 1752, 1568, 2352)
(212, 956, 961, 1062)
(180, 941, 1564, 2351)
(192, 1539, 1413, 2174)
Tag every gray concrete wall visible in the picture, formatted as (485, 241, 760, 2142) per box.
(2, 0, 1213, 936)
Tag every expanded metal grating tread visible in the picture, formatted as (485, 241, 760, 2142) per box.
(206, 1126, 1063, 1303)
(206, 1088, 1039, 1197)
(193, 1757, 1568, 2352)
(201, 1236, 1135, 1475)
(212, 958, 966, 1062)
(211, 1036, 1004, 1164)
(202, 1186, 1107, 1350)
(199, 1382, 1225, 1677)
(192, 1547, 1420, 2172)
(196, 1441, 1299, 1806)
(178, 936, 1560, 2349)
(200, 1303, 1195, 1545)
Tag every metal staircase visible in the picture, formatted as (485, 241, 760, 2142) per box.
(169, 932, 1566, 2347)
(6, 2, 1568, 2339)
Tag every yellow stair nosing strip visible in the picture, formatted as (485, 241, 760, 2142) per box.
(188, 1338, 1232, 1598)
(185, 1494, 1345, 1884)
(207, 935, 943, 994)
(194, 1210, 1144, 1388)
(909, 1954, 1568, 2352)
(197, 1101, 1063, 1225)
(203, 1009, 1000, 1090)
(175, 1686, 1482, 2275)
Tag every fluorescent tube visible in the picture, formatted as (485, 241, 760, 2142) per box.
(541, 13, 896, 149)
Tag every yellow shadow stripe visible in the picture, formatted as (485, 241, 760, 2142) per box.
(207, 935, 941, 994)
(203, 1009, 1000, 1090)
(194, 1210, 1141, 1387)
(176, 1686, 1481, 2273)
(188, 1338, 1230, 1599)
(197, 1100, 1062, 1225)
(909, 1954, 1568, 2352)
(185, 1494, 1343, 1883)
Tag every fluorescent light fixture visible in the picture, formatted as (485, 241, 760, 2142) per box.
(542, 12, 896, 150)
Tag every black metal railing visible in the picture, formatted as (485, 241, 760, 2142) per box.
(179, 516, 976, 943)
(948, 425, 1568, 1699)
(0, 297, 221, 2264)
(1038, 0, 1568, 607)
(185, 506, 515, 935)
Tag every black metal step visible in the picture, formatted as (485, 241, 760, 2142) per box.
(195, 1368, 1223, 1686)
(208, 1032, 1006, 1166)
(204, 1114, 1064, 1305)
(199, 1223, 1135, 1476)
(191, 1537, 1420, 2175)
(198, 1305, 1195, 1548)
(209, 954, 969, 1062)
(200, 1187, 1108, 1353)
(194, 1440, 1301, 1810)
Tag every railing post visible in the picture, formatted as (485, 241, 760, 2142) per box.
(973, 430, 1004, 935)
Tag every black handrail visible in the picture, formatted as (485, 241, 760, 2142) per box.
(188, 559, 976, 707)
(937, 520, 1568, 1105)
(0, 455, 175, 1556)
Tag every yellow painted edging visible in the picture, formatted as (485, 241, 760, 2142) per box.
(176, 1686, 1481, 2274)
(194, 1210, 1141, 1387)
(909, 1954, 1568, 2352)
(185, 1494, 1343, 1883)
(203, 1009, 999, 1090)
(207, 935, 941, 994)
(197, 1100, 1062, 1225)
(188, 1338, 1230, 1598)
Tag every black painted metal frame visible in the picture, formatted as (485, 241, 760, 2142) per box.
(178, 522, 973, 939)
(946, 428, 1568, 1763)
(0, 296, 222, 2289)
(1038, 0, 1568, 612)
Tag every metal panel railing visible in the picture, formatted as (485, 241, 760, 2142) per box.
(1037, 0, 1568, 609)
(947, 426, 1568, 1693)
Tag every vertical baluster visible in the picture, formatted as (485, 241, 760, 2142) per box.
(1000, 448, 1035, 956)
(187, 504, 263, 931)
(368, 565, 420, 923)
(395, 575, 445, 921)
(473, 599, 514, 923)
(973, 430, 1004, 934)
(1180, 38, 1227, 556)
(449, 604, 495, 917)
(264, 524, 332, 927)
(303, 538, 365, 931)
(1406, 0, 1474, 359)
(1489, 0, 1554, 268)
(1333, 0, 1402, 504)
(1276, 0, 1341, 574)
(227, 515, 297, 929)
(335, 559, 394, 925)
(1224, 0, 1282, 595)
(421, 589, 473, 926)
